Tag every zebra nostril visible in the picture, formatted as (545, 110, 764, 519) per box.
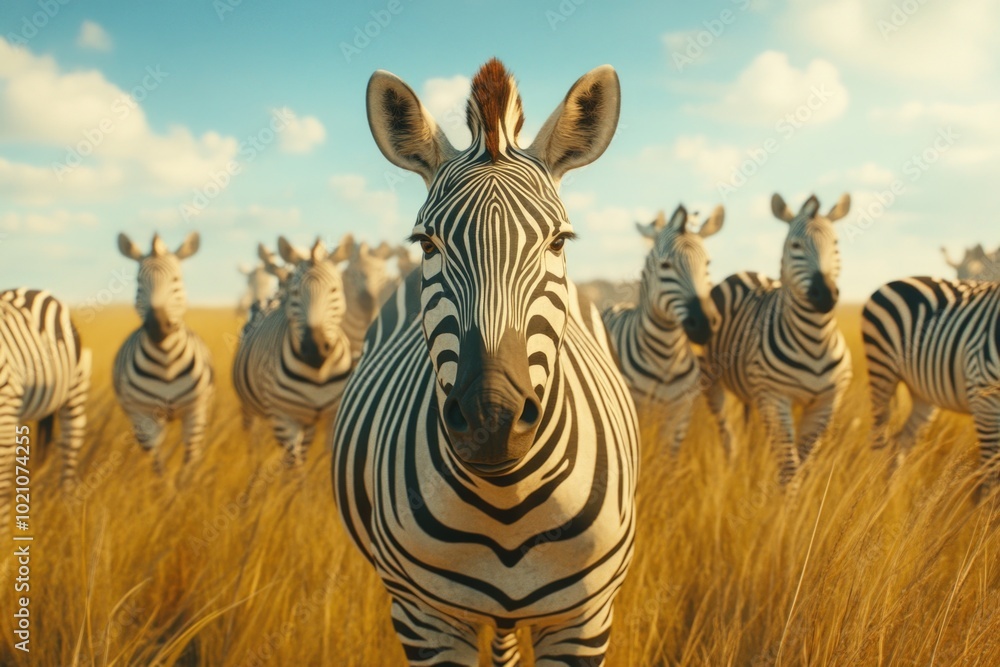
(444, 397, 468, 432)
(519, 398, 540, 427)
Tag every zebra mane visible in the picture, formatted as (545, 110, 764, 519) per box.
(466, 58, 525, 162)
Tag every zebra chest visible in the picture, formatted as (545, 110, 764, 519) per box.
(368, 424, 629, 621)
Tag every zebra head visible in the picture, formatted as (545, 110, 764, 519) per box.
(366, 58, 620, 475)
(942, 244, 990, 280)
(238, 262, 277, 308)
(636, 204, 723, 344)
(118, 232, 199, 343)
(275, 236, 351, 369)
(342, 237, 395, 319)
(772, 193, 850, 314)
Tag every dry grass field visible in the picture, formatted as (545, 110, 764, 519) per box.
(2, 304, 999, 666)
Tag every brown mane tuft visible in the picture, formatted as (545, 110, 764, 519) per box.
(467, 58, 524, 162)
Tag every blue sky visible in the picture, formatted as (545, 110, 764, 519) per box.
(1, 0, 997, 305)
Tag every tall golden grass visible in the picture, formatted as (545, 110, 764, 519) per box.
(2, 305, 998, 666)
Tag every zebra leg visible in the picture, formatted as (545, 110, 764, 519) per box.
(794, 393, 836, 466)
(669, 393, 696, 458)
(272, 417, 306, 467)
(56, 349, 91, 492)
(532, 602, 613, 666)
(124, 406, 166, 474)
(181, 396, 212, 467)
(894, 398, 938, 472)
(389, 597, 481, 665)
(0, 392, 19, 536)
(756, 396, 797, 487)
(970, 399, 1000, 503)
(491, 629, 521, 666)
(705, 379, 733, 459)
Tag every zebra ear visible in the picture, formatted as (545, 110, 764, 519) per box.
(366, 70, 458, 188)
(330, 241, 352, 264)
(800, 195, 820, 219)
(237, 262, 252, 275)
(826, 193, 850, 222)
(667, 205, 688, 233)
(527, 65, 621, 183)
(175, 232, 200, 260)
(635, 219, 658, 240)
(259, 243, 290, 282)
(151, 233, 168, 257)
(771, 194, 795, 223)
(310, 238, 328, 264)
(278, 236, 306, 264)
(117, 233, 144, 261)
(698, 205, 725, 238)
(339, 233, 357, 258)
(941, 246, 959, 268)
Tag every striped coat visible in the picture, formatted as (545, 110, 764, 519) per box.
(332, 59, 638, 665)
(703, 194, 852, 485)
(1, 289, 90, 532)
(113, 232, 214, 472)
(603, 204, 723, 454)
(863, 276, 1000, 499)
(233, 237, 353, 465)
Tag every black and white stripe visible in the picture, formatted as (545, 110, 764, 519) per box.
(703, 194, 853, 485)
(1, 288, 90, 532)
(113, 232, 214, 472)
(332, 59, 638, 665)
(233, 237, 353, 465)
(863, 276, 1000, 499)
(603, 204, 723, 455)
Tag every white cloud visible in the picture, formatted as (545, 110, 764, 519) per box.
(562, 191, 597, 211)
(784, 0, 998, 87)
(0, 38, 239, 204)
(273, 107, 326, 154)
(0, 210, 99, 234)
(421, 75, 471, 147)
(686, 51, 848, 126)
(664, 135, 743, 185)
(871, 102, 1000, 166)
(137, 204, 302, 229)
(329, 174, 401, 236)
(76, 20, 112, 52)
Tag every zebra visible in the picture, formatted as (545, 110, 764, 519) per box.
(233, 236, 353, 465)
(113, 232, 215, 474)
(1, 289, 91, 532)
(340, 236, 396, 359)
(236, 261, 278, 321)
(395, 244, 419, 279)
(603, 204, 724, 455)
(941, 244, 999, 281)
(331, 58, 638, 665)
(703, 193, 853, 485)
(863, 277, 1000, 501)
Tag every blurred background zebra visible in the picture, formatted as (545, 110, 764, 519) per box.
(113, 232, 215, 476)
(0, 288, 91, 533)
(863, 276, 1000, 501)
(339, 236, 396, 359)
(236, 261, 278, 321)
(233, 236, 353, 466)
(941, 244, 1000, 282)
(704, 193, 853, 486)
(604, 204, 724, 454)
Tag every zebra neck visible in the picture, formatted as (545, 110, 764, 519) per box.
(633, 300, 692, 370)
(282, 326, 352, 377)
(139, 327, 189, 355)
(778, 289, 838, 339)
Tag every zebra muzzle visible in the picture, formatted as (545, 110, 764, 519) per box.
(442, 328, 542, 476)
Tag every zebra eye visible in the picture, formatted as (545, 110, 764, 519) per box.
(660, 260, 673, 270)
(790, 241, 803, 250)
(549, 236, 567, 253)
(419, 239, 437, 257)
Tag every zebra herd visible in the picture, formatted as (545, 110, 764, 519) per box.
(2, 58, 999, 664)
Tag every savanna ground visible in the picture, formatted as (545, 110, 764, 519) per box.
(2, 304, 999, 666)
